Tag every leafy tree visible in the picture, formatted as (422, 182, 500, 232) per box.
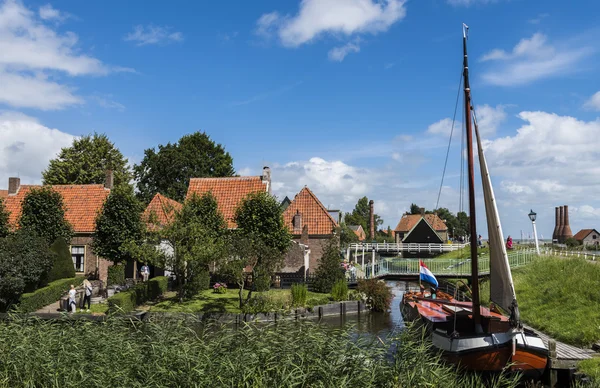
(410, 203, 422, 215)
(47, 238, 76, 282)
(0, 230, 53, 311)
(313, 237, 345, 293)
(93, 186, 144, 264)
(343, 197, 383, 239)
(20, 187, 73, 245)
(134, 131, 235, 204)
(158, 193, 228, 301)
(42, 133, 131, 187)
(339, 222, 359, 246)
(0, 199, 9, 238)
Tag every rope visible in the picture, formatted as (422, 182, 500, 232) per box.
(435, 69, 464, 210)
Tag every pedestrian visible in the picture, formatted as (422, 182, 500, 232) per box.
(478, 234, 482, 247)
(506, 235, 513, 250)
(68, 284, 77, 314)
(140, 263, 150, 282)
(81, 279, 93, 312)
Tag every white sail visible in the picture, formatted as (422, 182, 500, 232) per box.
(473, 114, 518, 314)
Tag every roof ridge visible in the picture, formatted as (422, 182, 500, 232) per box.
(297, 186, 338, 225)
(189, 176, 262, 181)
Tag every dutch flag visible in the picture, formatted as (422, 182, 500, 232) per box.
(419, 260, 438, 289)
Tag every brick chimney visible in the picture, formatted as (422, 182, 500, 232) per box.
(369, 200, 375, 240)
(558, 206, 565, 243)
(261, 166, 271, 194)
(293, 210, 302, 234)
(104, 170, 114, 190)
(552, 207, 559, 242)
(562, 205, 573, 241)
(8, 177, 20, 195)
(420, 207, 425, 215)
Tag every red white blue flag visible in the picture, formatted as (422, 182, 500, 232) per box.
(419, 260, 438, 289)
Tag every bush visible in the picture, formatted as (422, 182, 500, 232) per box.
(357, 279, 393, 312)
(331, 279, 348, 301)
(241, 294, 279, 314)
(107, 264, 125, 286)
(17, 277, 82, 313)
(107, 276, 168, 313)
(252, 272, 272, 292)
(290, 283, 308, 307)
(213, 283, 227, 294)
(184, 268, 210, 299)
(313, 237, 345, 293)
(47, 238, 76, 282)
(306, 295, 331, 308)
(565, 237, 580, 248)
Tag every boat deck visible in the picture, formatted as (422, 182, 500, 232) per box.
(524, 325, 595, 369)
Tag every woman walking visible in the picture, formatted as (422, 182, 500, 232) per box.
(81, 279, 93, 312)
(68, 285, 77, 314)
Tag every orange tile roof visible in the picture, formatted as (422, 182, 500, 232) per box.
(573, 229, 598, 241)
(143, 193, 182, 229)
(394, 213, 447, 232)
(3, 184, 109, 233)
(186, 176, 267, 228)
(283, 187, 338, 235)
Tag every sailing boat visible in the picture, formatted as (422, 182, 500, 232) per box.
(401, 24, 548, 375)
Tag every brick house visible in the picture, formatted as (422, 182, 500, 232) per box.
(573, 229, 600, 247)
(1, 175, 113, 282)
(281, 187, 338, 274)
(143, 193, 182, 230)
(348, 225, 366, 241)
(393, 213, 448, 243)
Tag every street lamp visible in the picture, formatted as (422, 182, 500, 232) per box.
(528, 209, 540, 255)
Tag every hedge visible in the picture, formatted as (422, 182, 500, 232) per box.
(17, 277, 83, 313)
(107, 276, 168, 314)
(107, 264, 125, 286)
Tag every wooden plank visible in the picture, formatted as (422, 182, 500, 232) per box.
(525, 325, 593, 362)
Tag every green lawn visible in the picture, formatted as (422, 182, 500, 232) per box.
(149, 288, 331, 314)
(578, 357, 600, 383)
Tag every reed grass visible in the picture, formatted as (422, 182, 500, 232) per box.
(0, 316, 521, 387)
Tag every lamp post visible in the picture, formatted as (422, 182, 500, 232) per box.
(528, 209, 540, 255)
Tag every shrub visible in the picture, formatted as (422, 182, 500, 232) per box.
(107, 276, 168, 313)
(17, 277, 82, 313)
(241, 294, 279, 314)
(357, 279, 393, 312)
(331, 279, 348, 301)
(252, 272, 271, 292)
(213, 283, 227, 294)
(107, 264, 125, 286)
(290, 283, 308, 307)
(313, 237, 345, 293)
(47, 238, 76, 282)
(565, 237, 580, 248)
(306, 295, 331, 308)
(184, 268, 210, 299)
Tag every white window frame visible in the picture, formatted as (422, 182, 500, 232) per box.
(71, 245, 86, 273)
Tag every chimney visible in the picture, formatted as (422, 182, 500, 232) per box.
(8, 177, 20, 195)
(552, 207, 559, 242)
(262, 166, 271, 194)
(104, 170, 114, 190)
(293, 210, 302, 234)
(369, 200, 375, 240)
(420, 207, 425, 216)
(558, 206, 565, 243)
(562, 205, 573, 241)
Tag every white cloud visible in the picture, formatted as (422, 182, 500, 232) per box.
(575, 205, 600, 220)
(475, 104, 507, 136)
(328, 40, 360, 62)
(90, 94, 125, 112)
(256, 0, 406, 59)
(0, 111, 75, 185)
(124, 25, 183, 46)
(0, 0, 126, 110)
(447, 0, 498, 6)
(38, 4, 68, 22)
(427, 118, 461, 136)
(583, 91, 600, 111)
(480, 33, 593, 86)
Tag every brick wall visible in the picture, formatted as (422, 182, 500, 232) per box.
(281, 235, 333, 274)
(70, 234, 112, 283)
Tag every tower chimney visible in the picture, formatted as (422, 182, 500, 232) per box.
(262, 166, 271, 195)
(104, 170, 114, 190)
(562, 205, 573, 241)
(293, 210, 302, 234)
(8, 177, 20, 195)
(369, 200, 375, 240)
(552, 207, 559, 242)
(558, 206, 565, 243)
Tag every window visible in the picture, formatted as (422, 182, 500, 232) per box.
(71, 246, 85, 272)
(593, 235, 597, 240)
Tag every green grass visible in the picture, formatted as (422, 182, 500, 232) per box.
(149, 288, 332, 313)
(435, 246, 488, 259)
(578, 357, 600, 383)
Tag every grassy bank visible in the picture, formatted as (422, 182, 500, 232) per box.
(0, 316, 520, 387)
(477, 256, 600, 347)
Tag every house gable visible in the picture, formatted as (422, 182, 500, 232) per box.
(402, 217, 443, 244)
(143, 193, 182, 229)
(283, 187, 338, 235)
(574, 229, 600, 243)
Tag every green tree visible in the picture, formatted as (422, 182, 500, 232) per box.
(93, 186, 143, 264)
(0, 199, 9, 238)
(133, 131, 235, 204)
(0, 230, 53, 311)
(409, 203, 422, 215)
(343, 196, 383, 238)
(339, 222, 359, 246)
(47, 238, 76, 282)
(42, 133, 131, 187)
(313, 237, 345, 293)
(159, 193, 228, 301)
(19, 187, 73, 245)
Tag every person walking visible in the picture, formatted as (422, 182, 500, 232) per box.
(140, 264, 150, 282)
(68, 285, 77, 314)
(478, 234, 483, 247)
(81, 279, 93, 312)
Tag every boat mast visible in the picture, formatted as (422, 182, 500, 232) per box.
(462, 23, 482, 329)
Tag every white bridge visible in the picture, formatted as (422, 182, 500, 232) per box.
(347, 242, 469, 255)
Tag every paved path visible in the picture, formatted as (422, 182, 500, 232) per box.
(36, 300, 62, 314)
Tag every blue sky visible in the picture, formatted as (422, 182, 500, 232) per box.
(1, 0, 600, 239)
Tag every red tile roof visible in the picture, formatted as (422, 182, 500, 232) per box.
(283, 187, 338, 235)
(186, 176, 267, 228)
(573, 229, 597, 241)
(143, 193, 182, 229)
(3, 184, 110, 233)
(394, 214, 447, 232)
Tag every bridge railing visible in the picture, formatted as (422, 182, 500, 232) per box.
(348, 242, 469, 253)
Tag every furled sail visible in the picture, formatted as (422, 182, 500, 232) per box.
(473, 114, 518, 317)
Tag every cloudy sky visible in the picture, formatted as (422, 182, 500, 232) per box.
(1, 0, 599, 239)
